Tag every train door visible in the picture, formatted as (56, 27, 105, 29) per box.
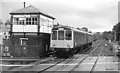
(20, 38, 28, 57)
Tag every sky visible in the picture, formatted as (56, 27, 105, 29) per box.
(1, 0, 120, 32)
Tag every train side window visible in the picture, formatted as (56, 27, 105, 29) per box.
(52, 31, 57, 40)
(58, 31, 64, 40)
(65, 31, 72, 40)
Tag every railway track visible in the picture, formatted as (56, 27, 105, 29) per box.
(36, 40, 103, 72)
(3, 40, 104, 72)
(19, 46, 90, 71)
(69, 40, 104, 72)
(8, 40, 95, 71)
(90, 46, 103, 73)
(6, 56, 58, 71)
(1, 56, 58, 71)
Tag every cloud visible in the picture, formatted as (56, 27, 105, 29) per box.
(1, 0, 119, 32)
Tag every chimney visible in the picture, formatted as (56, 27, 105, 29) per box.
(24, 2, 25, 8)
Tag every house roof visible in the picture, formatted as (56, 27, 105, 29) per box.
(10, 5, 55, 19)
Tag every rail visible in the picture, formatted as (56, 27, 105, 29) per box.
(69, 40, 103, 71)
(90, 46, 103, 73)
(37, 40, 103, 72)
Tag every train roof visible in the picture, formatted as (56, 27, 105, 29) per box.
(87, 32, 93, 35)
(52, 26, 93, 35)
(70, 27, 87, 34)
(10, 5, 55, 19)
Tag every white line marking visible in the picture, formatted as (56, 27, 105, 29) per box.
(0, 64, 34, 66)
(1, 62, 119, 66)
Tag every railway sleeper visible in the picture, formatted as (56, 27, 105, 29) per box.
(54, 49, 73, 58)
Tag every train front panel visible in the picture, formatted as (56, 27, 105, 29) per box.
(51, 29, 74, 49)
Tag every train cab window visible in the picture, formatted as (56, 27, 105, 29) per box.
(52, 31, 57, 40)
(65, 31, 72, 40)
(58, 31, 64, 40)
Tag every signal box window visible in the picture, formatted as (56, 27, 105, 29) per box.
(66, 31, 72, 40)
(26, 17, 38, 25)
(52, 31, 57, 40)
(58, 31, 64, 40)
(13, 17, 38, 25)
(13, 18, 19, 25)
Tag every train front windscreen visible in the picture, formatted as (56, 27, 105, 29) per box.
(52, 31, 57, 40)
(52, 30, 72, 40)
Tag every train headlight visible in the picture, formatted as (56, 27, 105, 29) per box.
(66, 48, 69, 52)
(66, 45, 70, 52)
(67, 45, 70, 48)
(51, 48, 55, 51)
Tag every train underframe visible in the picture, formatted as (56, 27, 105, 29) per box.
(53, 42, 92, 58)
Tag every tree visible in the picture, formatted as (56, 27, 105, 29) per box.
(102, 31, 114, 41)
(76, 28, 81, 30)
(0, 19, 3, 25)
(4, 19, 11, 25)
(94, 32, 102, 40)
(89, 31, 92, 33)
(112, 22, 120, 42)
(81, 27, 88, 32)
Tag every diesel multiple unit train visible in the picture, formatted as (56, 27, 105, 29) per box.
(1, 5, 95, 59)
(51, 26, 94, 57)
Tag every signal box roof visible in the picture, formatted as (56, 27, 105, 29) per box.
(10, 5, 55, 19)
